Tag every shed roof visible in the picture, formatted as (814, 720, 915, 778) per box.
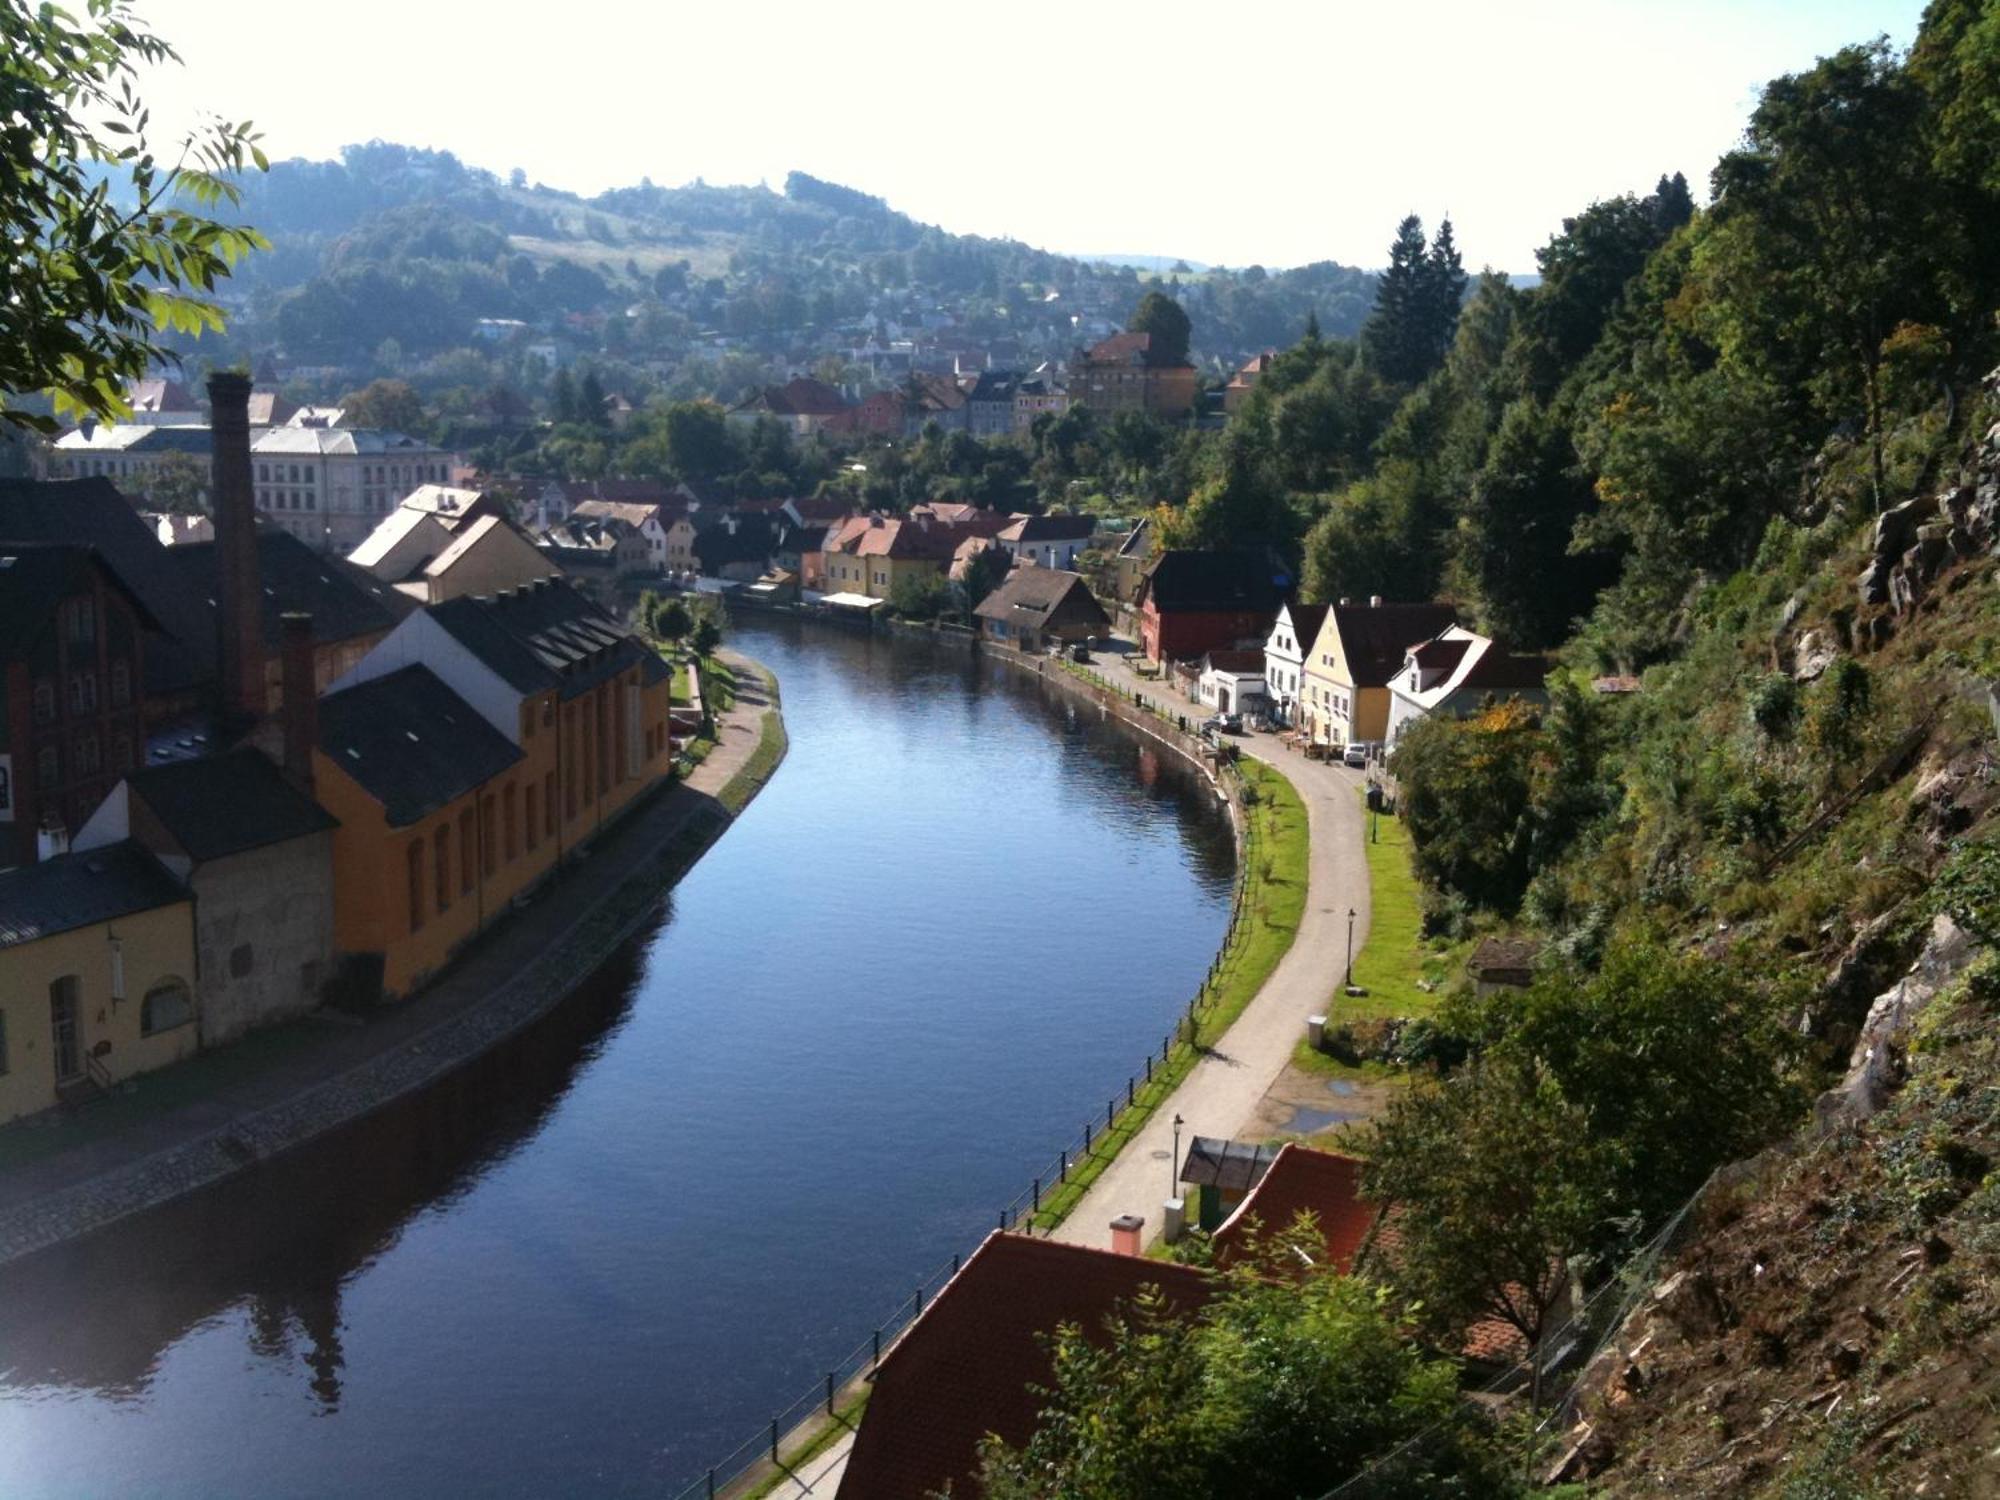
(0, 841, 186, 950)
(1211, 1145, 1378, 1274)
(124, 747, 336, 862)
(973, 567, 1108, 631)
(1179, 1135, 1281, 1193)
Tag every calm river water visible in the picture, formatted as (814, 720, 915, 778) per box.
(0, 618, 1233, 1498)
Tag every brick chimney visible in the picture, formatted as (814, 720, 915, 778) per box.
(280, 612, 316, 792)
(1109, 1213, 1144, 1257)
(208, 371, 264, 723)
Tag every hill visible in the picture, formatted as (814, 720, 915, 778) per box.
(184, 146, 1378, 401)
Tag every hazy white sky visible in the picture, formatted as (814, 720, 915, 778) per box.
(132, 0, 1925, 272)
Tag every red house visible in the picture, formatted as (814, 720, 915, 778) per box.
(1137, 548, 1288, 663)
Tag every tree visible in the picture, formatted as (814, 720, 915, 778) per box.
(1127, 291, 1191, 366)
(1417, 217, 1467, 372)
(889, 568, 954, 620)
(1361, 215, 1432, 385)
(578, 368, 609, 428)
(144, 449, 209, 514)
(1391, 699, 1544, 915)
(1708, 42, 1944, 510)
(0, 0, 269, 430)
(1366, 1052, 1613, 1363)
(652, 597, 693, 650)
(976, 1265, 1505, 1499)
(690, 615, 721, 660)
(337, 378, 427, 435)
(549, 368, 577, 424)
(956, 546, 1011, 618)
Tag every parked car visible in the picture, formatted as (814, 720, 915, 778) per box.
(1343, 741, 1373, 768)
(1068, 641, 1091, 663)
(1203, 711, 1243, 735)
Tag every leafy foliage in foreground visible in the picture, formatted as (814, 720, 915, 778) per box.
(0, 0, 267, 430)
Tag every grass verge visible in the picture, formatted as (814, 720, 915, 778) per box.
(1336, 792, 1443, 1023)
(1028, 759, 1308, 1230)
(733, 1390, 871, 1500)
(718, 670, 787, 816)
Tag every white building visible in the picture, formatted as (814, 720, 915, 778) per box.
(996, 513, 1096, 571)
(1197, 649, 1271, 715)
(1261, 602, 1326, 727)
(52, 423, 214, 503)
(1383, 626, 1551, 746)
(251, 428, 456, 553)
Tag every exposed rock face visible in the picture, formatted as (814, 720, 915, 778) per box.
(1813, 914, 1976, 1129)
(1855, 387, 2000, 617)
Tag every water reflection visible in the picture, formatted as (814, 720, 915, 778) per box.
(0, 937, 652, 1407)
(0, 621, 1232, 1498)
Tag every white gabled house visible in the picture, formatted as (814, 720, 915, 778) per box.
(1384, 626, 1550, 745)
(1261, 602, 1326, 728)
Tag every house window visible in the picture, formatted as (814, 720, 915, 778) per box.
(524, 782, 538, 852)
(109, 660, 130, 708)
(37, 745, 58, 787)
(481, 795, 497, 876)
(32, 681, 54, 725)
(74, 734, 100, 775)
(69, 673, 97, 714)
(231, 944, 254, 977)
(459, 808, 476, 895)
(112, 734, 133, 773)
(0, 1009, 6, 1075)
(544, 771, 557, 837)
(141, 979, 194, 1036)
(65, 598, 95, 647)
(435, 825, 451, 912)
(407, 839, 426, 932)
(503, 783, 517, 862)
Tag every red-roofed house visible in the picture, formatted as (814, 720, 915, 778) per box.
(836, 1234, 1214, 1500)
(1211, 1144, 1378, 1274)
(1223, 351, 1278, 415)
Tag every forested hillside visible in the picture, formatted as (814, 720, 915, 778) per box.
(182, 145, 1376, 401)
(958, 6, 2000, 1495)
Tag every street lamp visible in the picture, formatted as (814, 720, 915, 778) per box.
(1344, 907, 1357, 991)
(1170, 1113, 1184, 1197)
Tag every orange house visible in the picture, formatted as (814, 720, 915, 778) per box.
(315, 664, 541, 1000)
(317, 579, 675, 1002)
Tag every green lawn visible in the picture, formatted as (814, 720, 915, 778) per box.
(1030, 759, 1308, 1230)
(1336, 792, 1445, 1023)
(718, 673, 787, 815)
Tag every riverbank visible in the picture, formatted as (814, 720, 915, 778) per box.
(977, 640, 1372, 1251)
(0, 650, 787, 1270)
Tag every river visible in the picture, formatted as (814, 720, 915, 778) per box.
(0, 618, 1234, 1498)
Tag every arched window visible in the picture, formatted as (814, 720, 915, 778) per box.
(141, 979, 194, 1036)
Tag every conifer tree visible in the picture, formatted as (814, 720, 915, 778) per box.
(1419, 217, 1468, 370)
(1362, 214, 1430, 384)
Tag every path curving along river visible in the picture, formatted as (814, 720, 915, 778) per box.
(0, 617, 1235, 1499)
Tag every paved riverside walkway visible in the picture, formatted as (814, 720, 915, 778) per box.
(1047, 646, 1370, 1253)
(0, 650, 780, 1267)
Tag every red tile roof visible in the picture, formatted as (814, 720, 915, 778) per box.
(1211, 1145, 1379, 1274)
(837, 1234, 1214, 1500)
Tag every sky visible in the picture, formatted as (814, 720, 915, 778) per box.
(131, 0, 1928, 273)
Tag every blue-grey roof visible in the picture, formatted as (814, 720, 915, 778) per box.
(318, 665, 523, 828)
(427, 579, 648, 702)
(0, 841, 187, 949)
(125, 747, 336, 863)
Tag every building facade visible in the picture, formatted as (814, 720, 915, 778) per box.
(251, 428, 456, 554)
(1297, 600, 1459, 748)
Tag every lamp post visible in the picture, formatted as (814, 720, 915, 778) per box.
(1170, 1113, 1184, 1197)
(1344, 907, 1357, 992)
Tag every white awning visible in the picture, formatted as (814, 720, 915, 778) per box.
(820, 591, 885, 610)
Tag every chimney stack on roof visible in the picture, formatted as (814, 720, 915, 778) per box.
(1369, 594, 1383, 608)
(1110, 1214, 1145, 1257)
(208, 371, 264, 724)
(280, 612, 317, 793)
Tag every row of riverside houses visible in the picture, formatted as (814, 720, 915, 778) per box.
(1123, 549, 1549, 750)
(0, 375, 675, 1125)
(722, 326, 1209, 441)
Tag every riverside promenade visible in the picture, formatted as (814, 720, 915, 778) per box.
(0, 650, 783, 1269)
(1047, 647, 1371, 1253)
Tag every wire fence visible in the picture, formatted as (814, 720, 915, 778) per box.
(664, 646, 1267, 1499)
(1305, 1190, 1708, 1500)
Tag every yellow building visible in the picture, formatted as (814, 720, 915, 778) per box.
(818, 515, 957, 601)
(1297, 601, 1458, 748)
(0, 842, 198, 1123)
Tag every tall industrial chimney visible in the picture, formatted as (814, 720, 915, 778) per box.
(208, 371, 265, 723)
(280, 612, 317, 793)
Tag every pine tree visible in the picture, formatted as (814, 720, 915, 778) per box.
(550, 368, 577, 424)
(1361, 214, 1430, 384)
(1419, 217, 1467, 372)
